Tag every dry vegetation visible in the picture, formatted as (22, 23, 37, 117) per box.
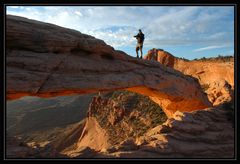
(90, 90, 167, 145)
(193, 55, 234, 62)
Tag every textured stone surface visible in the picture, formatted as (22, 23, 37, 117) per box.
(6, 15, 211, 118)
(76, 117, 110, 152)
(6, 136, 67, 158)
(174, 60, 234, 89)
(145, 48, 175, 67)
(145, 49, 234, 106)
(106, 103, 234, 158)
(205, 79, 233, 106)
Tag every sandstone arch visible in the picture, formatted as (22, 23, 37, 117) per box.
(6, 15, 211, 118)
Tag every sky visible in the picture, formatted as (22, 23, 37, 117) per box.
(6, 6, 234, 60)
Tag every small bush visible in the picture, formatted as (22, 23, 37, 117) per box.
(201, 84, 210, 92)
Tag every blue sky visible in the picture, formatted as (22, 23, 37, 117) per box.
(6, 6, 234, 59)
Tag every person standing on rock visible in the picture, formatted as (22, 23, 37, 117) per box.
(134, 29, 145, 59)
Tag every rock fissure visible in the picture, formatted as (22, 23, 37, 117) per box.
(35, 53, 71, 94)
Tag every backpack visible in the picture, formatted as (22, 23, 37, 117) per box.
(140, 33, 145, 42)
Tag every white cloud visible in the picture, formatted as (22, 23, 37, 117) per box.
(193, 45, 230, 52)
(6, 6, 234, 52)
(87, 26, 137, 48)
(208, 32, 226, 39)
(74, 11, 82, 17)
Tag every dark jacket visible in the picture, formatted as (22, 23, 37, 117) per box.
(134, 32, 145, 43)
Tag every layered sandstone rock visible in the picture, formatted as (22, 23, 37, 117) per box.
(76, 117, 110, 152)
(205, 79, 233, 106)
(145, 49, 234, 106)
(104, 102, 234, 158)
(6, 15, 211, 118)
(145, 48, 175, 67)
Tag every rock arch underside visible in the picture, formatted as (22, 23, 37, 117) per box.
(6, 15, 212, 118)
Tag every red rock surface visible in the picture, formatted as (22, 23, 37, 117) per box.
(103, 102, 234, 158)
(145, 49, 234, 106)
(145, 48, 175, 67)
(6, 15, 211, 118)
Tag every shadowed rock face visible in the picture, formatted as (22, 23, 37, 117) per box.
(103, 102, 234, 158)
(6, 15, 211, 118)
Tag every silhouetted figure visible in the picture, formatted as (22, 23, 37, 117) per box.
(134, 29, 145, 59)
